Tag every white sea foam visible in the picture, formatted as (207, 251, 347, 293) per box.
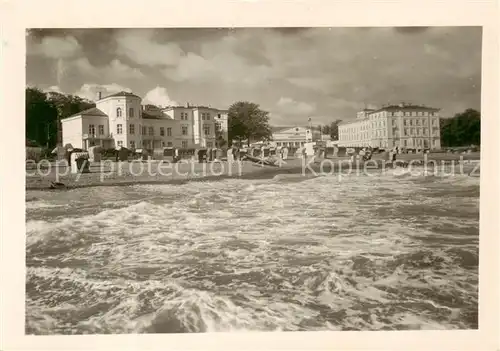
(25, 171, 479, 334)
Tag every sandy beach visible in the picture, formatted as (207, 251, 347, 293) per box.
(25, 152, 480, 191)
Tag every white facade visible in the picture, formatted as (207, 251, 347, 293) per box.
(61, 92, 229, 150)
(338, 104, 442, 149)
(270, 126, 316, 147)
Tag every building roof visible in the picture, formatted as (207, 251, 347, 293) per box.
(271, 126, 293, 133)
(141, 111, 164, 120)
(99, 91, 141, 100)
(271, 126, 321, 133)
(371, 104, 440, 113)
(63, 107, 107, 120)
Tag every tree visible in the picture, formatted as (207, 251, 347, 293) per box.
(228, 101, 272, 146)
(321, 124, 331, 135)
(26, 87, 95, 148)
(440, 108, 480, 147)
(47, 92, 95, 144)
(25, 87, 58, 147)
(329, 119, 342, 141)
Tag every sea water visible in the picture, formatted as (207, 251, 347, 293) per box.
(25, 170, 479, 334)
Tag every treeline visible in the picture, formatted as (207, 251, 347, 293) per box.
(26, 87, 95, 148)
(440, 108, 480, 147)
(319, 120, 343, 140)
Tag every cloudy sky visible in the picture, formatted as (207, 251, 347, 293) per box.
(26, 27, 481, 125)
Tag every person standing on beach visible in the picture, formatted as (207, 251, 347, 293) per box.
(392, 147, 398, 162)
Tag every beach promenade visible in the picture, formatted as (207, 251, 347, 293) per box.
(25, 152, 480, 191)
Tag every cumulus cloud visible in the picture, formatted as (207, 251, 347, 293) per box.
(28, 35, 82, 59)
(115, 29, 184, 66)
(71, 58, 144, 80)
(143, 86, 179, 107)
(26, 27, 482, 124)
(277, 97, 316, 115)
(74, 83, 132, 101)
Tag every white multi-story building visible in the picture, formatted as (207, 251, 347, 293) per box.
(61, 91, 229, 150)
(338, 104, 442, 149)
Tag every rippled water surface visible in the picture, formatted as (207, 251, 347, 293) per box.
(26, 170, 479, 334)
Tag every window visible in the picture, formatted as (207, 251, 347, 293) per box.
(404, 119, 408, 126)
(416, 119, 420, 126)
(117, 124, 123, 134)
(218, 114, 221, 118)
(181, 140, 188, 148)
(88, 124, 95, 135)
(207, 142, 213, 148)
(203, 125, 210, 136)
(117, 140, 123, 147)
(201, 113, 205, 120)
(403, 140, 407, 146)
(99, 125, 104, 135)
(417, 128, 421, 135)
(167, 141, 172, 147)
(405, 112, 410, 116)
(142, 140, 147, 147)
(142, 126, 147, 135)
(411, 128, 416, 135)
(206, 113, 210, 120)
(129, 124, 135, 134)
(160, 127, 165, 136)
(117, 108, 122, 117)
(149, 127, 154, 136)
(162, 141, 165, 147)
(410, 119, 414, 126)
(424, 128, 428, 135)
(182, 126, 188, 135)
(167, 127, 172, 136)
(129, 108, 134, 118)
(130, 141, 135, 149)
(404, 128, 409, 136)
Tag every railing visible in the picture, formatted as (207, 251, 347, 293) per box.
(83, 133, 112, 139)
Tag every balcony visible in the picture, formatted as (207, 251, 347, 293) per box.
(83, 133, 113, 140)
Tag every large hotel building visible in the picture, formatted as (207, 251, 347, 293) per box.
(338, 104, 442, 149)
(61, 91, 229, 150)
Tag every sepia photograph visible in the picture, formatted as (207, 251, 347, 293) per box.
(22, 26, 484, 335)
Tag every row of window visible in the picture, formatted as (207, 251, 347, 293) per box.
(116, 140, 176, 148)
(179, 112, 212, 121)
(117, 140, 201, 148)
(116, 107, 135, 118)
(89, 124, 184, 137)
(113, 108, 215, 121)
(90, 124, 214, 137)
(371, 111, 438, 118)
(342, 118, 439, 133)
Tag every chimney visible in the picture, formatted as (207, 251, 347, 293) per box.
(98, 91, 102, 100)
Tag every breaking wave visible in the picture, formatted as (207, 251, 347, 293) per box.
(26, 171, 479, 334)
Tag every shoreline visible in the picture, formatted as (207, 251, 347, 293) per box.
(25, 157, 480, 191)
